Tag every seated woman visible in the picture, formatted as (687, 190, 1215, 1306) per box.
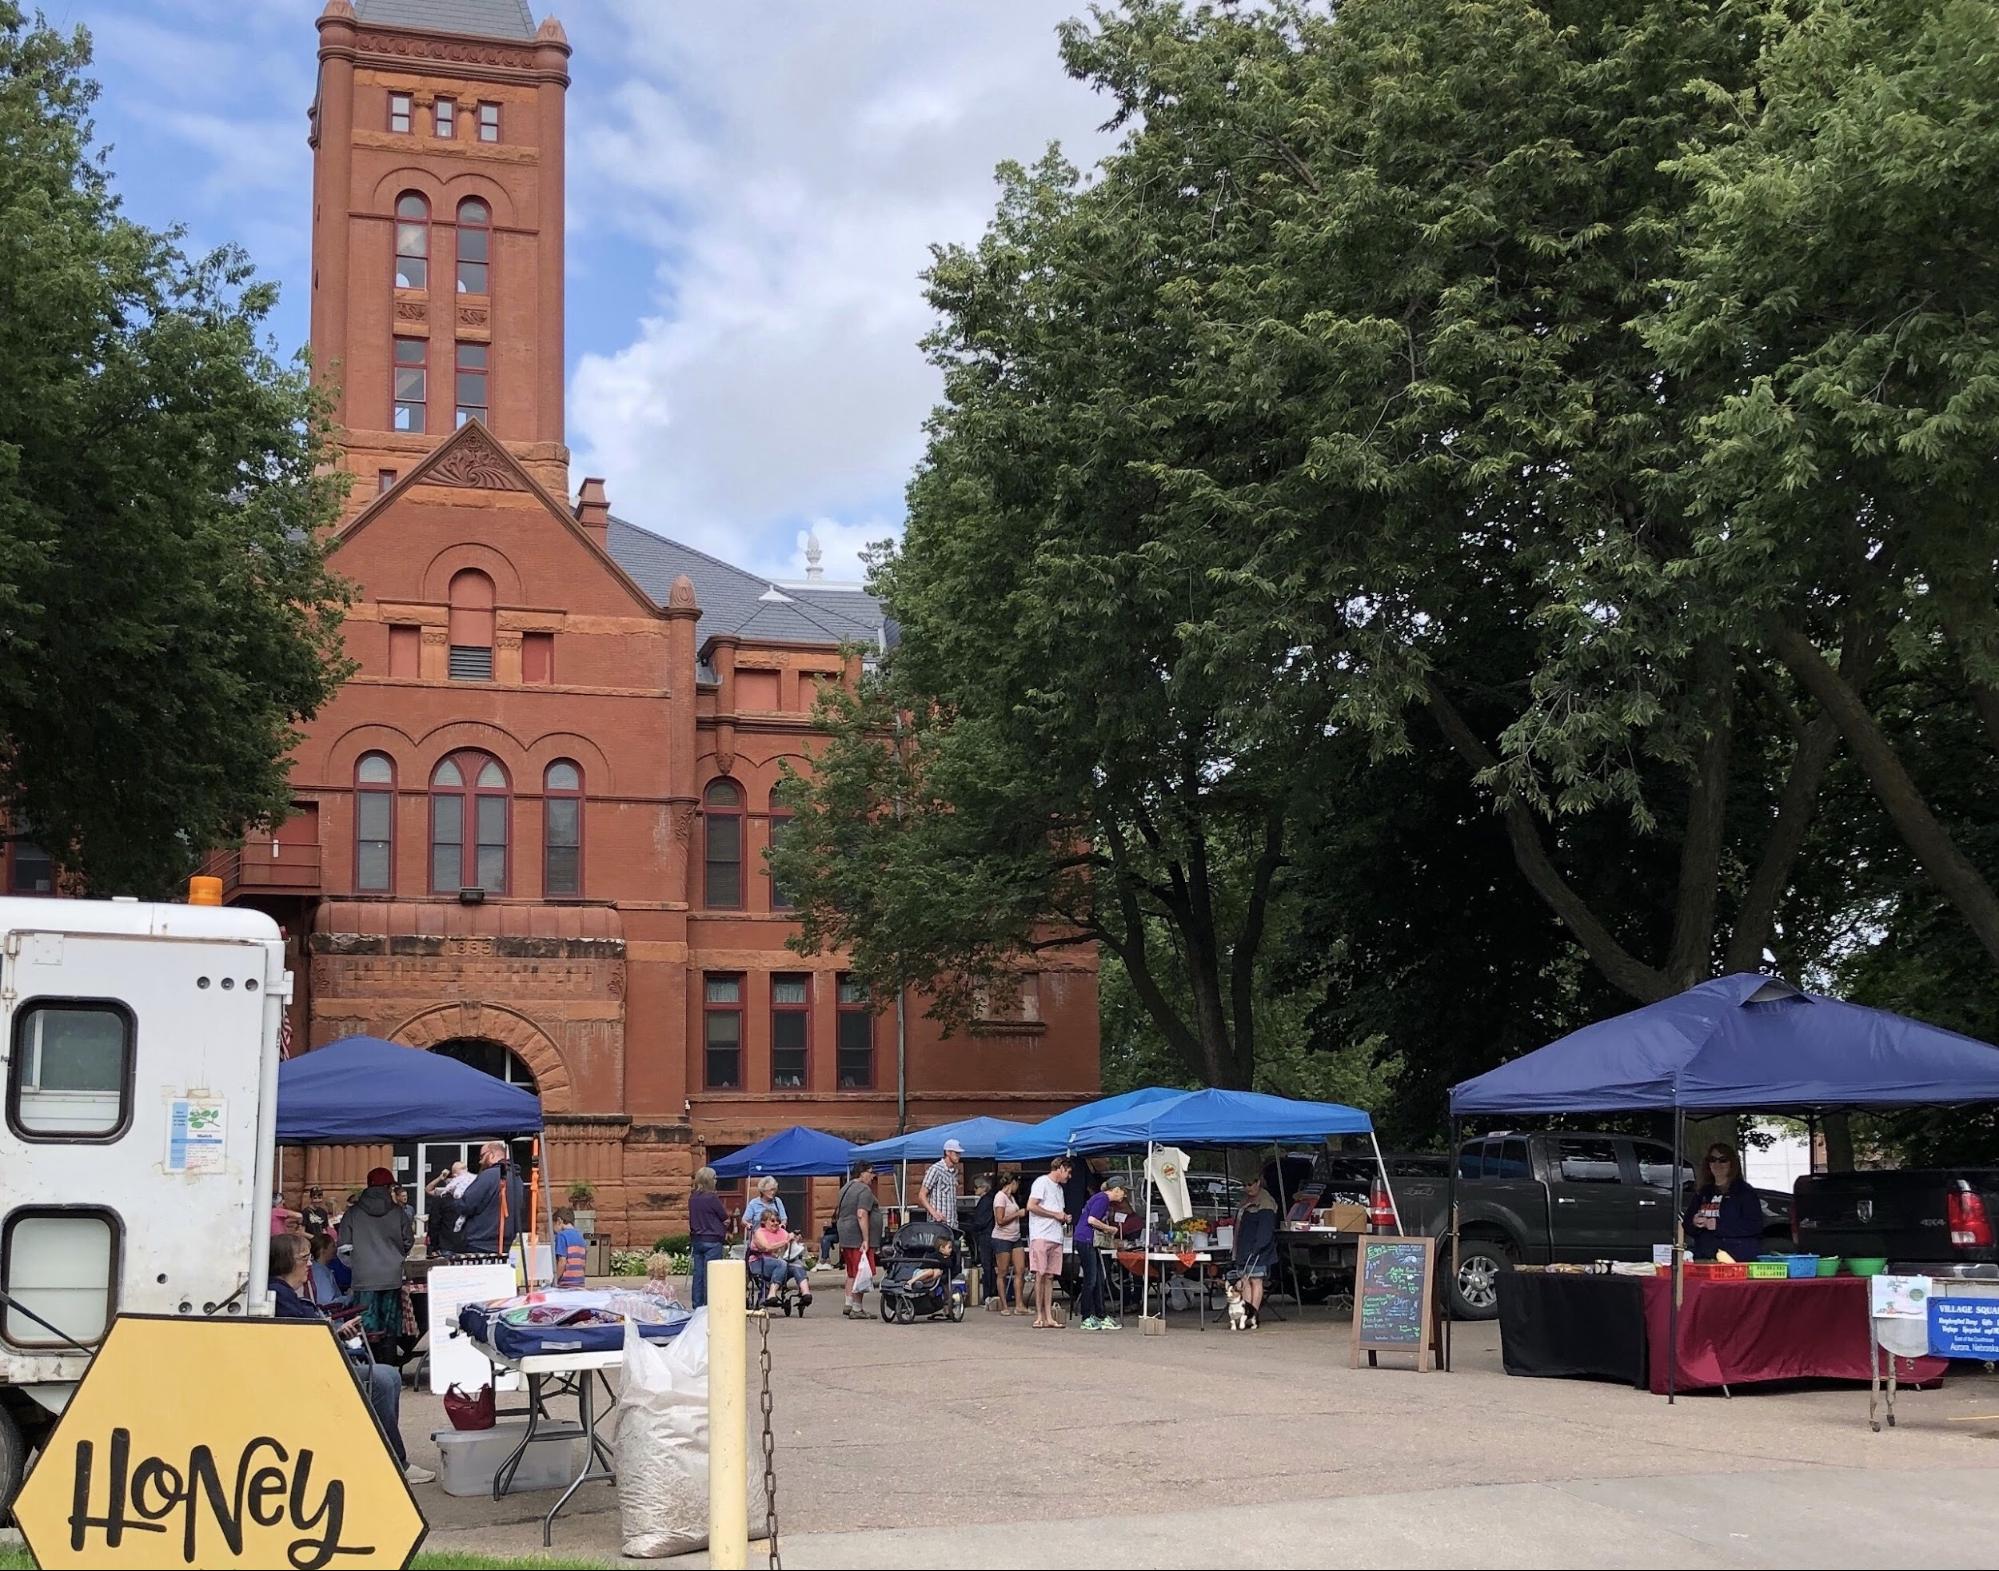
(743, 1178, 811, 1307)
(1232, 1176, 1280, 1329)
(1684, 1141, 1763, 1262)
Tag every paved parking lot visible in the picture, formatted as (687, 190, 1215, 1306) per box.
(413, 1290, 1999, 1566)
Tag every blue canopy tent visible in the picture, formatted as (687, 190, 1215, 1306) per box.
(277, 1035, 543, 1143)
(991, 1086, 1185, 1161)
(277, 1034, 551, 1279)
(853, 1115, 1028, 1164)
(1065, 1088, 1376, 1150)
(1449, 973, 1999, 1116)
(710, 1125, 857, 1179)
(1445, 974, 1999, 1395)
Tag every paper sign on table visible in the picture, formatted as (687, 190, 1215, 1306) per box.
(1868, 1274, 1932, 1321)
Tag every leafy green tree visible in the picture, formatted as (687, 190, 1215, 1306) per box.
(1645, 0, 1999, 967)
(0, 6, 350, 896)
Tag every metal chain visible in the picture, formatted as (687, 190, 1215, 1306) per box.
(757, 1310, 782, 1570)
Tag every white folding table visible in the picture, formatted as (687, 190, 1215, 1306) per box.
(471, 1340, 622, 1545)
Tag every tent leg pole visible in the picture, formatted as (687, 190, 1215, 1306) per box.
(1143, 1144, 1156, 1326)
(1368, 1128, 1404, 1234)
(540, 1140, 558, 1286)
(1669, 1107, 1685, 1404)
(1446, 1115, 1458, 1375)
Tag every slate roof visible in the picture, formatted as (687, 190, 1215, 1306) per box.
(605, 516, 887, 651)
(353, 0, 536, 40)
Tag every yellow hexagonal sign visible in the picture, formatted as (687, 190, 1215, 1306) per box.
(15, 1315, 425, 1570)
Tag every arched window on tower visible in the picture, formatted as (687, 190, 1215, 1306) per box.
(543, 760, 582, 896)
(431, 751, 510, 894)
(704, 780, 742, 909)
(355, 752, 396, 893)
(456, 198, 489, 294)
(394, 192, 429, 290)
(447, 569, 494, 681)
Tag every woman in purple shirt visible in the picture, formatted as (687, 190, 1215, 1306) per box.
(1076, 1180, 1129, 1331)
(689, 1165, 728, 1310)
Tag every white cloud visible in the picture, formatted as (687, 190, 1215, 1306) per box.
(568, 1, 1111, 582)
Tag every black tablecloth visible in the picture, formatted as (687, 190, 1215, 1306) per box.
(1497, 1271, 1648, 1388)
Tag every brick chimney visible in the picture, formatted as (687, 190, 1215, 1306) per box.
(575, 477, 610, 548)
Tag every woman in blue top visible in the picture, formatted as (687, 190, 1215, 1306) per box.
(1683, 1142, 1763, 1262)
(689, 1166, 728, 1310)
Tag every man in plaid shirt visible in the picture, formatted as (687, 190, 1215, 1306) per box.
(922, 1138, 965, 1229)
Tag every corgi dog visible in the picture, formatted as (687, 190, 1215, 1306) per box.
(1226, 1280, 1250, 1331)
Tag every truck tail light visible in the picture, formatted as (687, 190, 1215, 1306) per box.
(1947, 1189, 1993, 1249)
(1368, 1180, 1396, 1231)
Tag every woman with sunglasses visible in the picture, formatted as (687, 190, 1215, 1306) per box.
(1683, 1142, 1762, 1262)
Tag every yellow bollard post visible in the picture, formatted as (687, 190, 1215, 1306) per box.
(707, 1256, 750, 1571)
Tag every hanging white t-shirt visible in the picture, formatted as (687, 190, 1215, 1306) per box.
(1146, 1146, 1194, 1223)
(1027, 1175, 1066, 1244)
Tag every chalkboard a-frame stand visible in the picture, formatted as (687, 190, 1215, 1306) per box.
(1350, 1234, 1439, 1371)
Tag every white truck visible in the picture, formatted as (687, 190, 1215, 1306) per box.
(0, 894, 290, 1511)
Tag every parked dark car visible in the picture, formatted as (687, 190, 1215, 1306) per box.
(1390, 1131, 1791, 1319)
(1792, 1168, 1999, 1275)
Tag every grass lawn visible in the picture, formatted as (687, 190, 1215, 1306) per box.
(0, 1551, 605, 1570)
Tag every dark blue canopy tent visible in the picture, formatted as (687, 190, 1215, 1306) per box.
(710, 1125, 857, 1179)
(1450, 973, 1999, 1115)
(992, 1087, 1185, 1161)
(1444, 974, 1999, 1396)
(277, 1035, 543, 1143)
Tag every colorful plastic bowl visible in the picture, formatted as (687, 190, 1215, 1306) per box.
(1815, 1255, 1841, 1277)
(1847, 1256, 1888, 1277)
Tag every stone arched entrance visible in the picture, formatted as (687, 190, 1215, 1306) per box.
(391, 1000, 573, 1114)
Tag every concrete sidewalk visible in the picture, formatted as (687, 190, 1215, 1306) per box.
(407, 1305, 1999, 1567)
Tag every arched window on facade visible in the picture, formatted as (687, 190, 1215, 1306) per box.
(431, 751, 509, 893)
(543, 760, 582, 896)
(767, 785, 794, 911)
(703, 780, 742, 909)
(355, 751, 395, 893)
(447, 569, 495, 681)
(456, 198, 490, 294)
(394, 192, 429, 290)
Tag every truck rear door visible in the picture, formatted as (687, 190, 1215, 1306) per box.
(1631, 1138, 1694, 1251)
(1794, 1171, 1999, 1265)
(1544, 1135, 1642, 1261)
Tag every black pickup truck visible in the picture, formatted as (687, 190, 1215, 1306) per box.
(1388, 1131, 1792, 1319)
(1792, 1168, 1999, 1275)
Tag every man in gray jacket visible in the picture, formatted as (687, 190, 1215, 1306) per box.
(340, 1165, 414, 1341)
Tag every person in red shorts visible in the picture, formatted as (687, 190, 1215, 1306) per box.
(835, 1160, 881, 1319)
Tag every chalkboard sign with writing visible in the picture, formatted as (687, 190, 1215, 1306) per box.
(1350, 1234, 1437, 1371)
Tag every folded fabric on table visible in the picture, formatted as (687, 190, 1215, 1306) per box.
(458, 1287, 693, 1358)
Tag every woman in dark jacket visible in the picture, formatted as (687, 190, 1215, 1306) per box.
(1683, 1142, 1763, 1262)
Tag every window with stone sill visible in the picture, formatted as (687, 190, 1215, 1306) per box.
(971, 974, 1045, 1034)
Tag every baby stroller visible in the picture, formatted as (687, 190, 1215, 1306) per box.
(877, 1219, 966, 1324)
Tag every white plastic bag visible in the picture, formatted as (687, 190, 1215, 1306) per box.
(613, 1310, 770, 1557)
(851, 1253, 877, 1295)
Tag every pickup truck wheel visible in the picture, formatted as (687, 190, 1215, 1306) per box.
(0, 1401, 28, 1524)
(1448, 1237, 1514, 1321)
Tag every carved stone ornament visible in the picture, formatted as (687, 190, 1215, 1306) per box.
(457, 305, 489, 328)
(355, 30, 537, 70)
(394, 300, 427, 322)
(713, 747, 735, 778)
(424, 426, 527, 491)
(670, 804, 696, 849)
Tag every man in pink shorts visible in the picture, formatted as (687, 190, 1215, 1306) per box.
(1026, 1155, 1073, 1329)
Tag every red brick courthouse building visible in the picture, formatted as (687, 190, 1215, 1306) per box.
(226, 0, 1099, 1243)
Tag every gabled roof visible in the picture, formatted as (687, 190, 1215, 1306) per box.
(605, 515, 885, 649)
(353, 0, 536, 41)
(334, 420, 660, 615)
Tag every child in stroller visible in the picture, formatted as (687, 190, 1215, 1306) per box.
(877, 1218, 967, 1324)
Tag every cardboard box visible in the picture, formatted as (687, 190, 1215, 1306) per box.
(1324, 1203, 1369, 1234)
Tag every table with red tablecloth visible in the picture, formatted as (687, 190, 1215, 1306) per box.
(1639, 1274, 1947, 1394)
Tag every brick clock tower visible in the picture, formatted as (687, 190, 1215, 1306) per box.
(309, 0, 571, 509)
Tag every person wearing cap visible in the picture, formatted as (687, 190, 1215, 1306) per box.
(300, 1185, 331, 1237)
(339, 1165, 414, 1339)
(922, 1138, 965, 1230)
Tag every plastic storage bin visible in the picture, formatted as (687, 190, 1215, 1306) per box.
(1682, 1261, 1748, 1281)
(1759, 1253, 1821, 1278)
(431, 1423, 584, 1498)
(1747, 1260, 1788, 1279)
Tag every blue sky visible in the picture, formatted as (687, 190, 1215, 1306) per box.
(58, 0, 1110, 582)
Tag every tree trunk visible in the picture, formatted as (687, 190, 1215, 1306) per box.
(1666, 640, 1735, 988)
(1773, 621, 1999, 968)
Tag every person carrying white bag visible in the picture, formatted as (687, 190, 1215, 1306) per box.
(613, 1310, 771, 1558)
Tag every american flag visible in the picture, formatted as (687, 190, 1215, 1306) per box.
(280, 1008, 295, 1059)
